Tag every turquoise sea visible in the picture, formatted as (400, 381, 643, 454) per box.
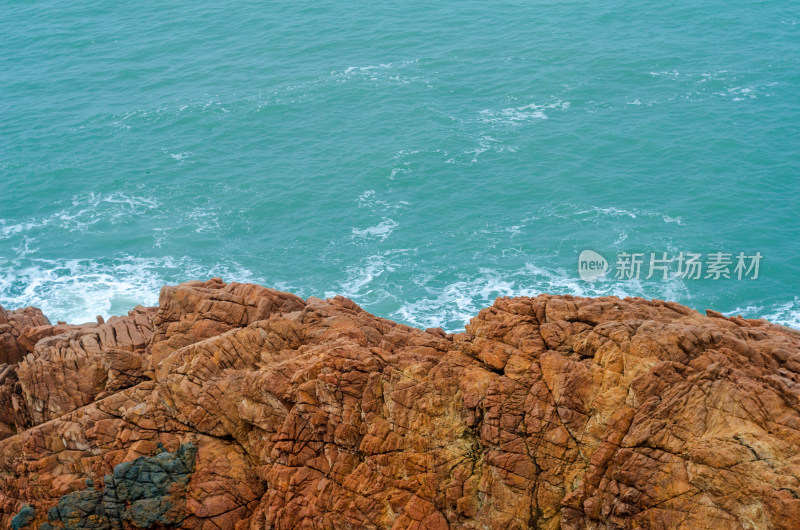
(1, 1, 798, 331)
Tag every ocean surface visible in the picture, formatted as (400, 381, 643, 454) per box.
(1, 1, 799, 331)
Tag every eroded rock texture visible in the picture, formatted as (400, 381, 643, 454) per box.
(0, 305, 51, 365)
(39, 442, 197, 529)
(1, 279, 800, 529)
(0, 306, 156, 439)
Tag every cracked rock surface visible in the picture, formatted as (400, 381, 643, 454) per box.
(1, 278, 800, 529)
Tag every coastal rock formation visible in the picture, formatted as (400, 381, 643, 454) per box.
(1, 279, 800, 529)
(0, 306, 156, 439)
(0, 305, 51, 365)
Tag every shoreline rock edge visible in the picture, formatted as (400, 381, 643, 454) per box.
(0, 278, 799, 529)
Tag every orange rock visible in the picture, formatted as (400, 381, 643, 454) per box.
(2, 283, 800, 529)
(0, 305, 50, 364)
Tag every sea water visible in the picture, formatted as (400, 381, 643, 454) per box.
(1, 1, 798, 331)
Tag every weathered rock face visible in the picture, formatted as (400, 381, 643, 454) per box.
(0, 306, 156, 439)
(148, 277, 305, 367)
(40, 442, 198, 529)
(1, 279, 800, 529)
(0, 305, 51, 365)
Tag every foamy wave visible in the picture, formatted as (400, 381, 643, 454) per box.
(323, 249, 416, 305)
(0, 220, 42, 239)
(331, 255, 392, 299)
(0, 191, 160, 239)
(329, 59, 424, 85)
(391, 264, 797, 333)
(187, 207, 222, 233)
(391, 263, 692, 332)
(479, 100, 570, 126)
(352, 218, 398, 242)
(2, 254, 795, 335)
(356, 190, 411, 211)
(649, 71, 681, 77)
(167, 151, 190, 162)
(725, 298, 800, 330)
(334, 59, 419, 76)
(645, 69, 777, 103)
(716, 85, 775, 101)
(547, 204, 685, 226)
(0, 256, 259, 324)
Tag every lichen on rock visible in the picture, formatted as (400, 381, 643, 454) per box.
(43, 443, 197, 529)
(11, 503, 35, 530)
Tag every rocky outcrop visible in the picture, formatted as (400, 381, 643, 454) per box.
(0, 305, 51, 365)
(1, 279, 799, 529)
(0, 306, 156, 439)
(148, 277, 305, 367)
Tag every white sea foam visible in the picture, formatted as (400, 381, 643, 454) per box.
(0, 220, 43, 239)
(152, 228, 169, 248)
(11, 237, 37, 258)
(356, 190, 376, 205)
(390, 262, 797, 333)
(388, 167, 410, 180)
(725, 298, 800, 330)
(0, 192, 160, 239)
(574, 206, 638, 219)
(351, 218, 398, 241)
(330, 255, 392, 299)
(478, 100, 569, 126)
(324, 250, 412, 303)
(0, 256, 259, 324)
(187, 207, 222, 233)
(3, 253, 795, 336)
(717, 86, 754, 101)
(330, 59, 423, 85)
(523, 203, 684, 227)
(761, 302, 800, 330)
(645, 69, 776, 103)
(566, 205, 684, 226)
(356, 190, 410, 211)
(391, 263, 692, 332)
(106, 97, 232, 129)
